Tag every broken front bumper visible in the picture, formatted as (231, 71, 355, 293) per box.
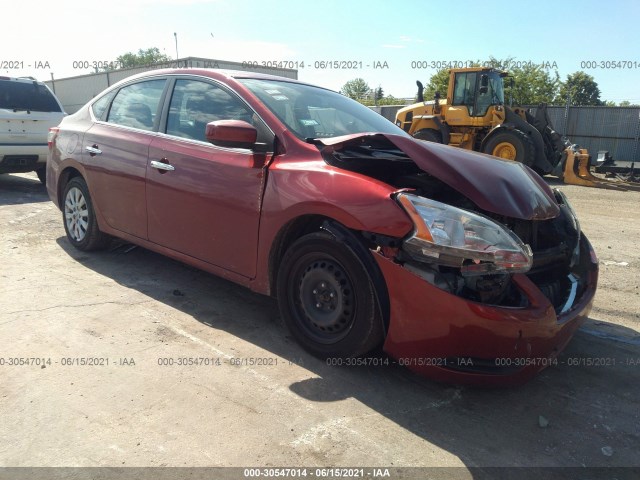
(375, 236, 599, 386)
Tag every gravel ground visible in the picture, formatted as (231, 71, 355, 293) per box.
(0, 172, 638, 479)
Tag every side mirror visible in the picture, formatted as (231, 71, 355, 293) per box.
(205, 120, 258, 149)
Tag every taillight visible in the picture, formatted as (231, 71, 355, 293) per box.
(48, 127, 59, 148)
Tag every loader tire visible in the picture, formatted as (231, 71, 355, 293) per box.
(483, 130, 535, 167)
(413, 129, 442, 144)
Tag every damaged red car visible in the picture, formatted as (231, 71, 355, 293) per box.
(47, 69, 598, 385)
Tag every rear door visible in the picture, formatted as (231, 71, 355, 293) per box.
(146, 77, 274, 277)
(82, 78, 167, 239)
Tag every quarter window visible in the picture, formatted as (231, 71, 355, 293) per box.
(106, 80, 166, 131)
(91, 93, 113, 121)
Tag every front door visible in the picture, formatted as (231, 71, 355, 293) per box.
(146, 78, 273, 278)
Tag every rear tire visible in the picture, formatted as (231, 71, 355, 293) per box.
(62, 177, 110, 251)
(36, 167, 46, 185)
(483, 130, 535, 167)
(413, 128, 442, 144)
(276, 232, 384, 359)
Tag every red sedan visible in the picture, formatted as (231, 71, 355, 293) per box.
(47, 69, 598, 385)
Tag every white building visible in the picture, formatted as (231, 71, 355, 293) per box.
(45, 57, 298, 114)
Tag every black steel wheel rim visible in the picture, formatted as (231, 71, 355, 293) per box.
(289, 253, 357, 344)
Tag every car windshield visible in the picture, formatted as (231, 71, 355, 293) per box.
(0, 80, 62, 112)
(238, 78, 407, 140)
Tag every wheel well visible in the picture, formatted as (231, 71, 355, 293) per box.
(269, 215, 390, 334)
(57, 167, 83, 209)
(269, 215, 329, 296)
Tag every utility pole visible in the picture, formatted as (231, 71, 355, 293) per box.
(174, 32, 179, 60)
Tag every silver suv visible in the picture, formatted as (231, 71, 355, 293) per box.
(0, 76, 65, 184)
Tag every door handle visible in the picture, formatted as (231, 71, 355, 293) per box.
(85, 145, 102, 156)
(150, 160, 175, 172)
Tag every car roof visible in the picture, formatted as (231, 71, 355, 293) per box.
(0, 75, 47, 85)
(117, 68, 327, 90)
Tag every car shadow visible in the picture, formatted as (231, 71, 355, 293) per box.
(54, 237, 640, 475)
(0, 173, 49, 206)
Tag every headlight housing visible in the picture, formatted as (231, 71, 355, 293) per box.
(396, 193, 533, 276)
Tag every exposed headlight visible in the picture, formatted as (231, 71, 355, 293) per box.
(396, 193, 533, 276)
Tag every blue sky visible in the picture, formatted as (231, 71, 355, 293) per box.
(3, 0, 639, 103)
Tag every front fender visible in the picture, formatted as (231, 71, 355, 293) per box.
(251, 162, 413, 295)
(261, 163, 412, 236)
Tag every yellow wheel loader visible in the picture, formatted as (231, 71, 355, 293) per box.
(395, 67, 640, 190)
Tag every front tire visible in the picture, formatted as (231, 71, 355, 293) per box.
(413, 128, 442, 143)
(62, 177, 110, 251)
(483, 129, 535, 166)
(276, 232, 384, 359)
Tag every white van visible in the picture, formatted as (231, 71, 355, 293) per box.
(0, 76, 65, 184)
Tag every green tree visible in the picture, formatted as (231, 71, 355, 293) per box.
(420, 57, 560, 106)
(619, 100, 640, 107)
(479, 57, 560, 105)
(358, 94, 404, 106)
(340, 78, 371, 100)
(102, 47, 171, 71)
(507, 64, 559, 106)
(557, 71, 603, 106)
(422, 68, 450, 101)
(377, 95, 403, 105)
(374, 87, 384, 101)
(482, 56, 508, 69)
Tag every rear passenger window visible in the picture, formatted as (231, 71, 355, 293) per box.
(106, 80, 165, 131)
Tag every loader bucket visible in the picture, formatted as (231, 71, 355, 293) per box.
(563, 148, 640, 191)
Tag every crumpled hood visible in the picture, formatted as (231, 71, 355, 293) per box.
(318, 133, 560, 220)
